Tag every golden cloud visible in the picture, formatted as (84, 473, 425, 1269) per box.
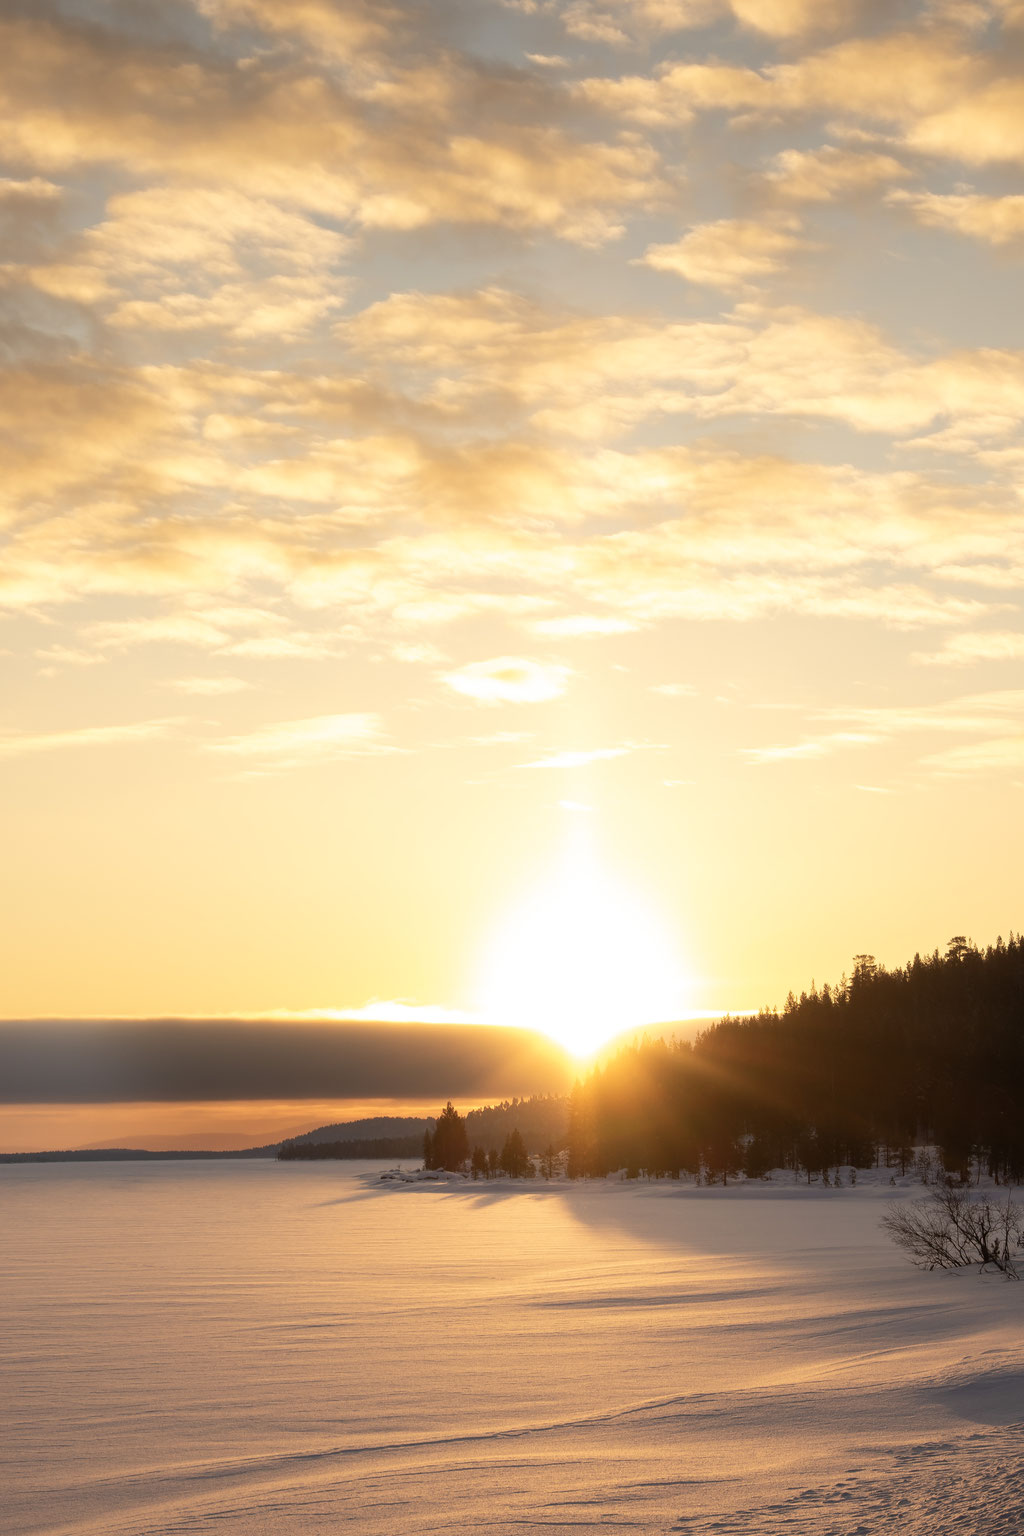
(742, 687, 1024, 776)
(0, 719, 180, 758)
(912, 630, 1024, 665)
(742, 740, 832, 763)
(4, 341, 1023, 646)
(0, 13, 664, 245)
(27, 187, 350, 339)
(443, 657, 572, 704)
(520, 745, 637, 767)
(532, 615, 639, 635)
(765, 145, 908, 201)
(343, 286, 1024, 448)
(207, 712, 386, 761)
(560, 0, 716, 44)
(888, 187, 1024, 243)
(196, 0, 393, 58)
(579, 26, 1024, 169)
(729, 0, 867, 34)
(560, 0, 866, 43)
(640, 216, 814, 290)
(818, 689, 1024, 736)
(167, 676, 254, 694)
(919, 734, 1024, 774)
(0, 175, 61, 203)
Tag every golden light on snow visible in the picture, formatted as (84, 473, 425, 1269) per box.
(477, 831, 688, 1058)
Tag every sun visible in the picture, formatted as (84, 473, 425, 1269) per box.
(477, 832, 689, 1059)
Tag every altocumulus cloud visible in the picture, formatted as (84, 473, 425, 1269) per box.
(206, 713, 388, 764)
(0, 719, 180, 759)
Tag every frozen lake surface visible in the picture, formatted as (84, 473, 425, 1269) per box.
(2, 1160, 1022, 1534)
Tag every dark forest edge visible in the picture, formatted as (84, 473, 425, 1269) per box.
(598, 932, 1024, 1187)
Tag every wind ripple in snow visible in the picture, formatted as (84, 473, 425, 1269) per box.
(673, 1426, 1024, 1535)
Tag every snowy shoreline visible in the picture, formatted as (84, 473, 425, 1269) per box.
(373, 1158, 1015, 1195)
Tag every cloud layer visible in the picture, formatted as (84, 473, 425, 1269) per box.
(0, 1020, 571, 1102)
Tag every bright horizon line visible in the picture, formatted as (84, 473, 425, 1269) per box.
(0, 1006, 752, 1028)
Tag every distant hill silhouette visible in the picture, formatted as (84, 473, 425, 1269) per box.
(0, 1146, 277, 1163)
(1, 1115, 438, 1163)
(281, 1097, 573, 1161)
(279, 1135, 427, 1161)
(0, 1112, 436, 1155)
(285, 1115, 434, 1146)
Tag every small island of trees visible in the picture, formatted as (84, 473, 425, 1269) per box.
(424, 1103, 537, 1178)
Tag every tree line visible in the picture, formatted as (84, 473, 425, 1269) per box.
(566, 935, 1024, 1183)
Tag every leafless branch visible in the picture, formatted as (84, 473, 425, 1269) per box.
(881, 1187, 1022, 1277)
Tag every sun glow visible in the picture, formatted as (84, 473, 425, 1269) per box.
(478, 833, 689, 1058)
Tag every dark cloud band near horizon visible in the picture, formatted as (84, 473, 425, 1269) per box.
(0, 1020, 572, 1104)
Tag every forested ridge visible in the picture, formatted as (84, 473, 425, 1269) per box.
(567, 935, 1024, 1183)
(465, 1094, 567, 1153)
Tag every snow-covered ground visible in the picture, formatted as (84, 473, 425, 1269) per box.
(2, 1160, 1021, 1534)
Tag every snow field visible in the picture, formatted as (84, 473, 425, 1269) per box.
(1, 1161, 1020, 1534)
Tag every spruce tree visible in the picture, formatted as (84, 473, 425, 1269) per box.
(433, 1102, 469, 1171)
(499, 1128, 530, 1178)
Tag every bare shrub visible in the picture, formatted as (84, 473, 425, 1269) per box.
(881, 1185, 1023, 1277)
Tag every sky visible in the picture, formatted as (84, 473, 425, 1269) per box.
(2, 0, 1024, 1144)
